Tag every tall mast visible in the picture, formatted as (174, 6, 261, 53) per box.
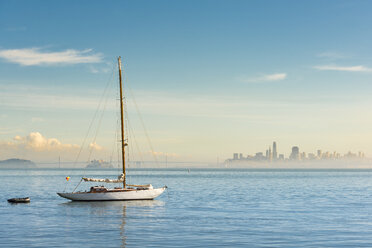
(118, 56, 126, 188)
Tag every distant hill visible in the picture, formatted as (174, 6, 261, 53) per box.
(0, 158, 37, 168)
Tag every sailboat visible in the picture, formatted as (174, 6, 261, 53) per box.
(57, 57, 167, 201)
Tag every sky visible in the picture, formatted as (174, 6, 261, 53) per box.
(1, 0, 372, 164)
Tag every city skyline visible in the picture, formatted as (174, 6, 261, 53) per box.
(228, 141, 365, 163)
(1, 1, 372, 163)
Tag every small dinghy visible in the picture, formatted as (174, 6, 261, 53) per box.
(7, 197, 30, 203)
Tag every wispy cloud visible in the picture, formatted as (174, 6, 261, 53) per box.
(314, 65, 372, 72)
(317, 52, 346, 59)
(262, 73, 287, 81)
(88, 64, 112, 74)
(237, 73, 287, 83)
(150, 151, 179, 157)
(0, 84, 113, 111)
(5, 26, 27, 32)
(0, 48, 103, 66)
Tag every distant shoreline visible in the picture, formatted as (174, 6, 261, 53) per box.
(2, 166, 372, 170)
(0, 158, 36, 169)
(1, 157, 372, 170)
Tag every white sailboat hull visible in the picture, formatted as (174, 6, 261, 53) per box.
(57, 186, 167, 201)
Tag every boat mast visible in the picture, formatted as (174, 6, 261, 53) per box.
(118, 56, 126, 188)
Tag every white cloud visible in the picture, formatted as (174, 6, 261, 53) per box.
(0, 48, 102, 66)
(3, 132, 79, 151)
(237, 73, 287, 83)
(0, 132, 80, 161)
(0, 132, 112, 162)
(314, 65, 372, 72)
(263, 73, 287, 81)
(89, 142, 103, 151)
(9, 132, 80, 152)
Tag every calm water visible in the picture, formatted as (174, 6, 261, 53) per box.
(1, 168, 372, 247)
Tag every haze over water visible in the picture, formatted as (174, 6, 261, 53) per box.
(2, 1, 372, 247)
(2, 168, 372, 247)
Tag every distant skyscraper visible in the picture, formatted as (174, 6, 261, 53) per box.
(273, 142, 277, 160)
(290, 146, 300, 160)
(233, 153, 238, 160)
(308, 153, 316, 160)
(301, 152, 306, 160)
(324, 151, 330, 159)
(268, 146, 272, 161)
(255, 152, 265, 160)
(317, 150, 322, 159)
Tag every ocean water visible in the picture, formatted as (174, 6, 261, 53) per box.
(1, 168, 372, 247)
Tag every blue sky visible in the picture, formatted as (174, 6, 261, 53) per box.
(1, 0, 372, 163)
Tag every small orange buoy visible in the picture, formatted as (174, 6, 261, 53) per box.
(66, 176, 70, 181)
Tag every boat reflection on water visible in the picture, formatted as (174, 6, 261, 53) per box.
(60, 200, 165, 247)
(61, 199, 165, 209)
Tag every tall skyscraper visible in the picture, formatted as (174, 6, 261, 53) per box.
(233, 153, 238, 160)
(290, 146, 300, 160)
(268, 146, 272, 161)
(273, 141, 277, 160)
(317, 150, 322, 159)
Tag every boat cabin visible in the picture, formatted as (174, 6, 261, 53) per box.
(89, 186, 107, 193)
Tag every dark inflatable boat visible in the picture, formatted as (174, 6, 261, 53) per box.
(7, 197, 30, 203)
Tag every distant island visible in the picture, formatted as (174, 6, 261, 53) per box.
(0, 158, 37, 169)
(86, 159, 113, 169)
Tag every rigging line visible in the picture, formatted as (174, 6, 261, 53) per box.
(111, 89, 120, 167)
(80, 65, 116, 181)
(86, 76, 114, 162)
(116, 118, 121, 187)
(72, 178, 83, 193)
(112, 71, 123, 187)
(70, 60, 116, 192)
(122, 80, 132, 184)
(71, 62, 116, 168)
(81, 82, 115, 185)
(126, 83, 160, 167)
(110, 139, 116, 170)
(123, 93, 130, 167)
(116, 107, 121, 183)
(63, 179, 68, 192)
(127, 117, 145, 166)
(111, 118, 120, 176)
(124, 115, 132, 186)
(114, 77, 121, 163)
